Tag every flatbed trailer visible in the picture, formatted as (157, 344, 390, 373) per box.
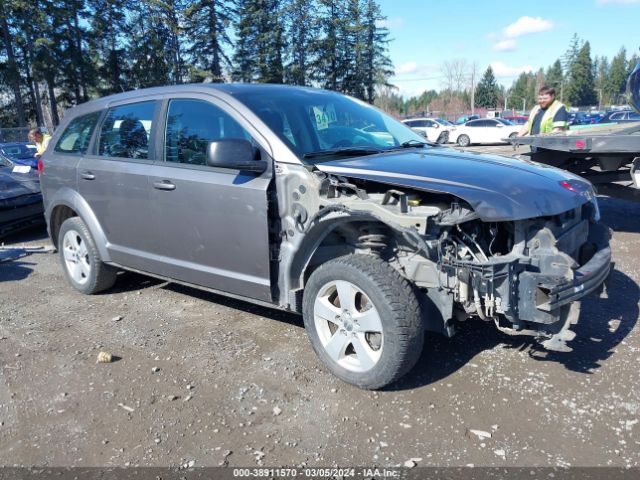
(507, 123, 640, 198)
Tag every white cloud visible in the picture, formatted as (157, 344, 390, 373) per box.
(376, 17, 405, 29)
(490, 61, 535, 78)
(503, 16, 553, 38)
(596, 0, 640, 4)
(396, 62, 418, 75)
(493, 39, 517, 52)
(394, 62, 438, 76)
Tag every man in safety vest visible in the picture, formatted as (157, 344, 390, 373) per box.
(518, 86, 569, 136)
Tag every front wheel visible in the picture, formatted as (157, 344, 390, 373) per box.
(58, 217, 117, 294)
(303, 255, 424, 389)
(457, 134, 470, 147)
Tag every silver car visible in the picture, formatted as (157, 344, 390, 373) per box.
(40, 84, 611, 389)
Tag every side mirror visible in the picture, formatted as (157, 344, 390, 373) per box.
(433, 124, 440, 129)
(206, 139, 267, 173)
(496, 123, 504, 128)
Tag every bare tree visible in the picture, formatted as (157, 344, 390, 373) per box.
(440, 58, 469, 101)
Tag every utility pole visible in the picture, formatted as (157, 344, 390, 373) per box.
(470, 67, 476, 115)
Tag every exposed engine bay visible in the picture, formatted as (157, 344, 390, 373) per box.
(280, 168, 612, 352)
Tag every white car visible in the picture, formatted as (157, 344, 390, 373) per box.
(402, 118, 454, 144)
(452, 118, 521, 147)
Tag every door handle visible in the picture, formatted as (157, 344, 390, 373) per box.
(153, 180, 176, 191)
(80, 171, 95, 180)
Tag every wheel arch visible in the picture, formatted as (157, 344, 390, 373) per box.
(46, 188, 111, 261)
(285, 215, 401, 306)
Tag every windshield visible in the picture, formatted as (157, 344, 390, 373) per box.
(233, 88, 428, 162)
(0, 154, 13, 167)
(496, 118, 514, 125)
(436, 118, 454, 126)
(0, 144, 36, 159)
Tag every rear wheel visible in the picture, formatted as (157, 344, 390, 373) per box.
(59, 217, 117, 294)
(457, 134, 470, 147)
(303, 255, 424, 389)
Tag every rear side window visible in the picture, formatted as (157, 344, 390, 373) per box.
(54, 111, 101, 154)
(98, 102, 156, 159)
(164, 99, 251, 166)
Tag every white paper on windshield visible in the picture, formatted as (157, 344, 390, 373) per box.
(12, 165, 31, 173)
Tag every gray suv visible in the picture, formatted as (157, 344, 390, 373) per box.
(40, 84, 611, 389)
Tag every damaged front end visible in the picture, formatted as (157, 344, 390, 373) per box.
(436, 199, 611, 351)
(287, 166, 612, 352)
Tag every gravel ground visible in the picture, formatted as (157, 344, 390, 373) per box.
(1, 157, 639, 468)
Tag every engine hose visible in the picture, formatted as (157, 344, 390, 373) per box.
(474, 288, 487, 320)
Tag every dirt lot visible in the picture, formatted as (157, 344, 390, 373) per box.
(1, 151, 640, 468)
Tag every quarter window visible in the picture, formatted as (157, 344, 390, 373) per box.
(54, 111, 101, 154)
(98, 102, 156, 159)
(164, 99, 252, 165)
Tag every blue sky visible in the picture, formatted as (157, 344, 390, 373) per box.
(377, 0, 640, 97)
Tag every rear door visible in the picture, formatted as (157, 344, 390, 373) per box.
(147, 96, 273, 302)
(77, 100, 161, 270)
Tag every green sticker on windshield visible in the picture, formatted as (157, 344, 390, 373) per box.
(312, 105, 337, 131)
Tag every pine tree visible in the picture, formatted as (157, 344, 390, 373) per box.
(361, 0, 393, 103)
(474, 66, 498, 108)
(562, 33, 581, 73)
(508, 72, 536, 112)
(87, 0, 129, 94)
(127, 1, 181, 88)
(606, 47, 628, 104)
(566, 41, 596, 106)
(184, 0, 236, 82)
(232, 0, 284, 83)
(594, 56, 609, 107)
(545, 59, 563, 93)
(284, 0, 318, 85)
(0, 0, 28, 126)
(312, 0, 347, 91)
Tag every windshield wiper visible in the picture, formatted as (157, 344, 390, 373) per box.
(302, 146, 383, 159)
(398, 139, 433, 148)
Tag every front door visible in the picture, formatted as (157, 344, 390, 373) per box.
(148, 97, 273, 302)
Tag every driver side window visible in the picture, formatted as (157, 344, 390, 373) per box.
(164, 99, 252, 166)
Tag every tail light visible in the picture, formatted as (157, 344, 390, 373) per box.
(37, 157, 44, 175)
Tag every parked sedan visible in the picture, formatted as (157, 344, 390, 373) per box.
(401, 118, 453, 143)
(0, 142, 38, 168)
(0, 154, 44, 238)
(598, 110, 640, 124)
(503, 115, 528, 125)
(452, 118, 521, 146)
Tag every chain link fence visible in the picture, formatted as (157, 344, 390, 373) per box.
(0, 127, 31, 143)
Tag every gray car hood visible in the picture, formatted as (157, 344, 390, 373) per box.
(315, 147, 593, 221)
(0, 167, 41, 200)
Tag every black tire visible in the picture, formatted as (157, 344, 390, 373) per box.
(436, 131, 449, 144)
(58, 217, 117, 294)
(457, 134, 470, 147)
(303, 254, 423, 389)
(509, 132, 518, 139)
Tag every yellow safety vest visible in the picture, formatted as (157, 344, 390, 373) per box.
(526, 100, 568, 135)
(36, 134, 52, 157)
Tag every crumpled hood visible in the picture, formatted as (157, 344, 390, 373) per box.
(315, 147, 593, 221)
(0, 167, 41, 201)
